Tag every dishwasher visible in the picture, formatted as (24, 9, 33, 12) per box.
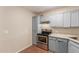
(68, 41, 79, 53)
(56, 38, 68, 53)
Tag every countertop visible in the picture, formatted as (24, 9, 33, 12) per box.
(49, 33, 79, 44)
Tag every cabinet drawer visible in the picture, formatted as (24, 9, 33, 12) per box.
(49, 37, 56, 40)
(37, 42, 48, 51)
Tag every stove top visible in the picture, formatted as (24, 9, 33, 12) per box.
(37, 31, 51, 36)
(37, 33, 48, 36)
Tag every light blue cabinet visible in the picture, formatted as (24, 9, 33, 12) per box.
(48, 9, 79, 27)
(37, 16, 42, 33)
(63, 11, 71, 27)
(32, 16, 38, 44)
(49, 37, 57, 52)
(49, 37, 68, 53)
(68, 41, 79, 53)
(50, 13, 63, 27)
(71, 10, 79, 27)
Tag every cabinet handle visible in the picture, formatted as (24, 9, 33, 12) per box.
(58, 40, 63, 42)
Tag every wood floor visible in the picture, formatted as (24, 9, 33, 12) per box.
(19, 45, 48, 53)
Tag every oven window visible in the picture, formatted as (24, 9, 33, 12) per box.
(38, 36, 47, 43)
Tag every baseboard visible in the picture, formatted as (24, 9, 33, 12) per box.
(16, 43, 32, 53)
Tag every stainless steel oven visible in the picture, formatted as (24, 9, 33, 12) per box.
(36, 30, 52, 51)
(37, 35, 48, 44)
(36, 34, 49, 51)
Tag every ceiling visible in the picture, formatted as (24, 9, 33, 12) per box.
(24, 6, 62, 13)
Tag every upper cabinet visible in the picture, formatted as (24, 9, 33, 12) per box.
(50, 13, 63, 27)
(71, 10, 79, 27)
(49, 9, 79, 28)
(37, 16, 42, 33)
(63, 11, 71, 27)
(40, 15, 50, 24)
(55, 13, 63, 27)
(49, 14, 57, 27)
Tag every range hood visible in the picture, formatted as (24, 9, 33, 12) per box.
(40, 21, 50, 24)
(40, 15, 50, 24)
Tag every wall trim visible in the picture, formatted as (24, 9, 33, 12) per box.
(16, 43, 32, 53)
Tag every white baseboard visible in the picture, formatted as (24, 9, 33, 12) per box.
(16, 43, 32, 53)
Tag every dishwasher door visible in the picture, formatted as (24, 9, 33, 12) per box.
(68, 41, 79, 53)
(56, 38, 68, 53)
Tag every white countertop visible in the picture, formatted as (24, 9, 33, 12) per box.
(49, 33, 79, 44)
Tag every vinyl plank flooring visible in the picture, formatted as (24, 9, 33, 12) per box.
(19, 45, 48, 53)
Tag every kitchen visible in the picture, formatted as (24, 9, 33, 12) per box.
(0, 6, 79, 53)
(0, 0, 79, 58)
(32, 6, 79, 53)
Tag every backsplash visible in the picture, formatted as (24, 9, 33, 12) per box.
(41, 24, 51, 29)
(52, 28, 79, 39)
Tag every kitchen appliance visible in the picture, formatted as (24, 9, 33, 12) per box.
(40, 15, 50, 24)
(40, 21, 50, 24)
(56, 38, 68, 53)
(37, 29, 52, 50)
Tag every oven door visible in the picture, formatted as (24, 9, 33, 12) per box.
(37, 35, 47, 44)
(37, 35, 48, 50)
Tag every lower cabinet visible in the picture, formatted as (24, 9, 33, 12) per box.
(49, 37, 57, 52)
(32, 37, 37, 44)
(49, 37, 68, 53)
(49, 36, 79, 53)
(68, 41, 79, 53)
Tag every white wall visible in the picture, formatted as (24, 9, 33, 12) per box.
(0, 7, 34, 53)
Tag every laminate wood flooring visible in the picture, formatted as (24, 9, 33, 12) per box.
(19, 45, 48, 53)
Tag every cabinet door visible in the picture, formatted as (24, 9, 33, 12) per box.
(37, 16, 42, 33)
(32, 16, 38, 44)
(63, 12, 71, 27)
(71, 10, 79, 27)
(55, 13, 63, 27)
(49, 37, 56, 52)
(41, 16, 49, 21)
(68, 41, 79, 53)
(50, 14, 57, 27)
(50, 13, 63, 27)
(40, 15, 44, 22)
